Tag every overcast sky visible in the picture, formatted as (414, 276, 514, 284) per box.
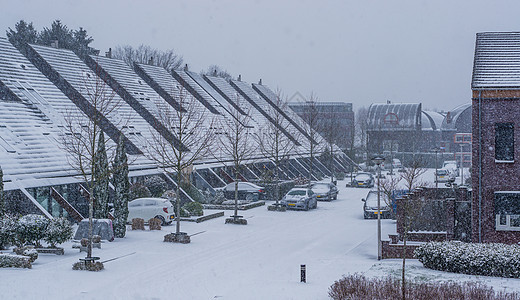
(1, 0, 519, 111)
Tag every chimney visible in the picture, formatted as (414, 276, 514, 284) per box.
(51, 40, 59, 49)
(105, 48, 112, 58)
(387, 100, 391, 104)
(258, 79, 262, 85)
(213, 69, 217, 76)
(148, 56, 154, 65)
(237, 74, 241, 81)
(184, 64, 189, 71)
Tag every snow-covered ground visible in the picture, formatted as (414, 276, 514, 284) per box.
(2, 177, 519, 299)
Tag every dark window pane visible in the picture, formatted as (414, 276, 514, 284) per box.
(495, 123, 514, 161)
(495, 192, 520, 215)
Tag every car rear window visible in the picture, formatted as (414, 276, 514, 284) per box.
(288, 190, 306, 196)
(355, 174, 371, 180)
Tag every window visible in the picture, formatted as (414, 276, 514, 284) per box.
(495, 192, 520, 231)
(495, 123, 514, 161)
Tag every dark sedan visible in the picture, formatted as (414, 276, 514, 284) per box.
(350, 173, 374, 188)
(223, 182, 265, 201)
(311, 182, 338, 201)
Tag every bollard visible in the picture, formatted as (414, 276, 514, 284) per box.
(300, 264, 306, 283)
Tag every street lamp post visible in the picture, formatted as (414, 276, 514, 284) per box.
(371, 156, 385, 260)
(433, 148, 439, 188)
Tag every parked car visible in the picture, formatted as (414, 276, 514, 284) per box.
(435, 168, 455, 183)
(223, 182, 265, 201)
(350, 172, 374, 188)
(281, 188, 317, 210)
(127, 197, 175, 225)
(311, 182, 338, 201)
(361, 190, 391, 219)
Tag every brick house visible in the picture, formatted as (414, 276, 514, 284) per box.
(472, 32, 520, 243)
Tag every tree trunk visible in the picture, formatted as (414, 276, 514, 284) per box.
(87, 193, 93, 258)
(176, 170, 181, 235)
(234, 179, 239, 218)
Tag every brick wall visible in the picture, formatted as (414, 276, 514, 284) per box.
(472, 93, 520, 244)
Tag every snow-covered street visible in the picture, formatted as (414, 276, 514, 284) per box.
(4, 177, 520, 299)
(1, 180, 394, 299)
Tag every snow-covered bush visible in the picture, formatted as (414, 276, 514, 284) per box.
(129, 183, 151, 200)
(0, 253, 31, 269)
(144, 176, 167, 197)
(13, 245, 38, 263)
(0, 215, 18, 249)
(415, 241, 520, 278)
(43, 217, 73, 247)
(183, 202, 203, 216)
(16, 214, 49, 247)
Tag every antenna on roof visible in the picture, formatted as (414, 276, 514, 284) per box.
(148, 56, 154, 65)
(105, 48, 112, 58)
(184, 64, 189, 71)
(259, 79, 262, 85)
(238, 74, 241, 81)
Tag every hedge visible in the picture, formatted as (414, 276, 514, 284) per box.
(0, 253, 31, 269)
(415, 241, 520, 278)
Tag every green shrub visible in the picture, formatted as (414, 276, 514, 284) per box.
(334, 172, 346, 180)
(0, 215, 17, 249)
(129, 183, 151, 200)
(183, 202, 203, 216)
(144, 176, 167, 197)
(44, 217, 74, 247)
(415, 241, 520, 278)
(0, 253, 31, 269)
(16, 214, 49, 247)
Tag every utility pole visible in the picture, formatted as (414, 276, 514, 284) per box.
(372, 155, 385, 260)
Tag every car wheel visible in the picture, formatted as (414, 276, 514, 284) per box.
(155, 215, 166, 226)
(304, 202, 309, 211)
(363, 212, 369, 219)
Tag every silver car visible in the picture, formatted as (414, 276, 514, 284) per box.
(281, 188, 317, 211)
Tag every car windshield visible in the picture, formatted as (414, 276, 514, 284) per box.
(436, 170, 448, 175)
(287, 190, 306, 196)
(355, 174, 371, 180)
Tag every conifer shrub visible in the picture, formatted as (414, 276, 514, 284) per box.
(0, 215, 17, 249)
(415, 241, 520, 278)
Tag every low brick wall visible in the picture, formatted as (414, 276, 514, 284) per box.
(407, 232, 448, 242)
(180, 211, 225, 223)
(203, 201, 265, 211)
(381, 240, 421, 259)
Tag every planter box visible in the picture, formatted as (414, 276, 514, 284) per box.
(180, 211, 224, 223)
(203, 201, 265, 211)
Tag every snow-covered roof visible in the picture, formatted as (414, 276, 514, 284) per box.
(367, 103, 422, 131)
(440, 103, 471, 131)
(421, 111, 444, 131)
(472, 32, 520, 89)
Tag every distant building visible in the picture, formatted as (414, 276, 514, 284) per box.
(289, 102, 354, 152)
(365, 102, 471, 167)
(472, 32, 520, 243)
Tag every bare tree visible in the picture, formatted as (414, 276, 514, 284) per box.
(396, 159, 428, 300)
(296, 93, 325, 186)
(215, 96, 255, 224)
(321, 108, 347, 183)
(201, 65, 233, 81)
(112, 44, 184, 72)
(147, 85, 215, 239)
(355, 106, 369, 166)
(61, 67, 123, 261)
(255, 90, 299, 207)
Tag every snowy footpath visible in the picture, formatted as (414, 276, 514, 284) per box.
(2, 179, 520, 299)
